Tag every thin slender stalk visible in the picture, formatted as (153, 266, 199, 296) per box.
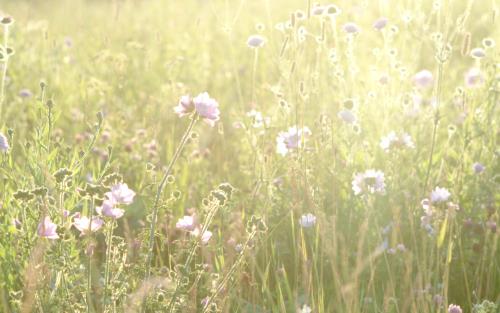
(0, 24, 10, 120)
(102, 220, 115, 307)
(87, 198, 95, 313)
(144, 115, 197, 280)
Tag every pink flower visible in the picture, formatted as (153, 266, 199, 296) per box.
(193, 92, 220, 127)
(37, 216, 59, 239)
(173, 95, 194, 117)
(191, 227, 212, 244)
(373, 17, 388, 30)
(0, 133, 9, 152)
(247, 35, 266, 48)
(176, 215, 196, 231)
(448, 304, 462, 313)
(105, 183, 135, 205)
(343, 22, 360, 34)
(96, 200, 124, 219)
(73, 216, 104, 236)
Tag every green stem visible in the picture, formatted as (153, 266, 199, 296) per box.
(144, 115, 197, 279)
(102, 220, 115, 308)
(87, 198, 95, 313)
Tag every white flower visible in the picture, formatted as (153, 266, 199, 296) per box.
(95, 200, 125, 219)
(299, 213, 317, 228)
(246, 109, 269, 128)
(380, 131, 414, 151)
(430, 186, 450, 203)
(299, 304, 312, 313)
(276, 126, 311, 156)
(352, 170, 386, 195)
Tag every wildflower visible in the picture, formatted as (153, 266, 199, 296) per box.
(396, 243, 406, 252)
(18, 88, 33, 98)
(448, 304, 462, 313)
(299, 304, 312, 313)
(430, 187, 450, 203)
(325, 4, 341, 16)
(387, 248, 396, 254)
(380, 131, 414, 151)
(173, 95, 194, 117)
(343, 22, 360, 34)
(470, 47, 485, 59)
(191, 227, 212, 244)
(176, 215, 196, 231)
(433, 294, 443, 305)
(464, 67, 484, 88)
(414, 70, 433, 88)
(37, 216, 59, 239)
(246, 109, 269, 128)
(276, 126, 311, 156)
(311, 6, 325, 16)
(0, 133, 9, 152)
(352, 170, 386, 195)
(486, 220, 497, 233)
(472, 162, 485, 174)
(105, 183, 136, 205)
(193, 92, 220, 126)
(247, 35, 266, 48)
(337, 109, 357, 124)
(96, 200, 124, 219)
(73, 216, 104, 236)
(299, 213, 317, 228)
(373, 17, 388, 30)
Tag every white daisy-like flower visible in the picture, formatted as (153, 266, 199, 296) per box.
(380, 131, 415, 151)
(430, 186, 450, 203)
(352, 170, 386, 195)
(276, 126, 311, 156)
(299, 213, 317, 228)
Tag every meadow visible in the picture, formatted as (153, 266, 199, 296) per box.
(0, 0, 499, 312)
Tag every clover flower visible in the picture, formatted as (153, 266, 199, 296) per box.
(276, 126, 311, 156)
(299, 213, 317, 228)
(352, 169, 386, 195)
(37, 216, 59, 239)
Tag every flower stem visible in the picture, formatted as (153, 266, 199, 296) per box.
(87, 198, 95, 313)
(102, 220, 115, 308)
(144, 116, 197, 280)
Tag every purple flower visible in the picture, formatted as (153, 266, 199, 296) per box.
(0, 133, 9, 152)
(430, 187, 450, 203)
(176, 215, 196, 231)
(173, 95, 194, 117)
(373, 17, 388, 30)
(276, 126, 311, 156)
(105, 183, 136, 205)
(73, 216, 104, 236)
(470, 47, 485, 59)
(464, 67, 484, 88)
(472, 162, 485, 174)
(414, 70, 433, 88)
(96, 200, 124, 219)
(193, 92, 220, 126)
(337, 109, 357, 124)
(343, 22, 360, 34)
(299, 213, 317, 228)
(18, 88, 33, 98)
(380, 131, 414, 151)
(448, 304, 462, 313)
(37, 216, 59, 239)
(247, 35, 266, 48)
(352, 169, 386, 195)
